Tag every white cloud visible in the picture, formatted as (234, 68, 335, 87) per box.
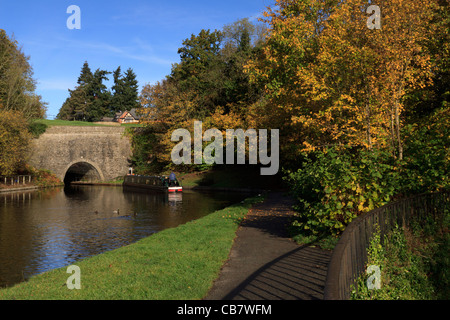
(56, 37, 174, 67)
(37, 79, 76, 91)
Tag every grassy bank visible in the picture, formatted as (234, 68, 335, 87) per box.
(352, 214, 449, 300)
(0, 194, 265, 300)
(32, 119, 111, 127)
(31, 119, 143, 128)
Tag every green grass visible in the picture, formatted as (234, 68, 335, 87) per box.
(32, 119, 111, 127)
(0, 195, 265, 300)
(352, 215, 449, 300)
(32, 119, 142, 128)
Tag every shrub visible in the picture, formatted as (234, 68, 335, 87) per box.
(126, 127, 164, 174)
(352, 219, 449, 300)
(33, 169, 62, 187)
(28, 121, 48, 138)
(285, 147, 398, 236)
(399, 107, 450, 194)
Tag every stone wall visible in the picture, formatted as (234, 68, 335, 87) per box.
(28, 126, 132, 182)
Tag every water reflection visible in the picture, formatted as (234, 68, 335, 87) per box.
(0, 186, 248, 287)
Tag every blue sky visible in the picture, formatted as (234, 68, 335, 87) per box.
(0, 0, 274, 119)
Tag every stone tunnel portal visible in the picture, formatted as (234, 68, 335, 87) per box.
(64, 162, 103, 185)
(29, 126, 132, 184)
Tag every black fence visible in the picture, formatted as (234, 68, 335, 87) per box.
(324, 190, 450, 300)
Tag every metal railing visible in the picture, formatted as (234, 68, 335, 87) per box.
(0, 175, 33, 186)
(324, 190, 450, 300)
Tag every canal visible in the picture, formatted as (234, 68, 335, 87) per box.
(0, 185, 249, 288)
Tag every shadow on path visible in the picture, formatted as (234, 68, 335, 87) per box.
(205, 192, 332, 300)
(222, 245, 331, 300)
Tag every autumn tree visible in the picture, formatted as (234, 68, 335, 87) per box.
(138, 20, 266, 172)
(0, 30, 46, 176)
(140, 79, 200, 165)
(244, 0, 339, 163)
(245, 0, 445, 236)
(403, 0, 450, 120)
(301, 0, 436, 159)
(368, 0, 435, 160)
(0, 29, 46, 119)
(246, 0, 437, 160)
(0, 110, 32, 175)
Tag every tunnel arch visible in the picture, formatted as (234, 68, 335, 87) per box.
(63, 160, 105, 184)
(29, 126, 132, 183)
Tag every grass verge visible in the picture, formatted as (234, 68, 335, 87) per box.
(0, 194, 265, 300)
(32, 119, 111, 127)
(352, 214, 449, 300)
(31, 119, 143, 128)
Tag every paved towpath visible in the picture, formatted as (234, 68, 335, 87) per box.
(204, 192, 332, 300)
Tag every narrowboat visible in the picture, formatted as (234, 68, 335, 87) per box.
(123, 175, 183, 192)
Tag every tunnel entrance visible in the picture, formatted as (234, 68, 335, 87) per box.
(64, 162, 102, 185)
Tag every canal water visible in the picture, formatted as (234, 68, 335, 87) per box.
(0, 185, 249, 288)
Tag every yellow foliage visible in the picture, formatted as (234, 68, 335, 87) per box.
(245, 0, 436, 158)
(0, 110, 32, 175)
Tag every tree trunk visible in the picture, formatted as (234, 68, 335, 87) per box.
(394, 98, 403, 160)
(365, 86, 372, 150)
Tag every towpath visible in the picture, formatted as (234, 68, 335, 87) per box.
(205, 192, 332, 300)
